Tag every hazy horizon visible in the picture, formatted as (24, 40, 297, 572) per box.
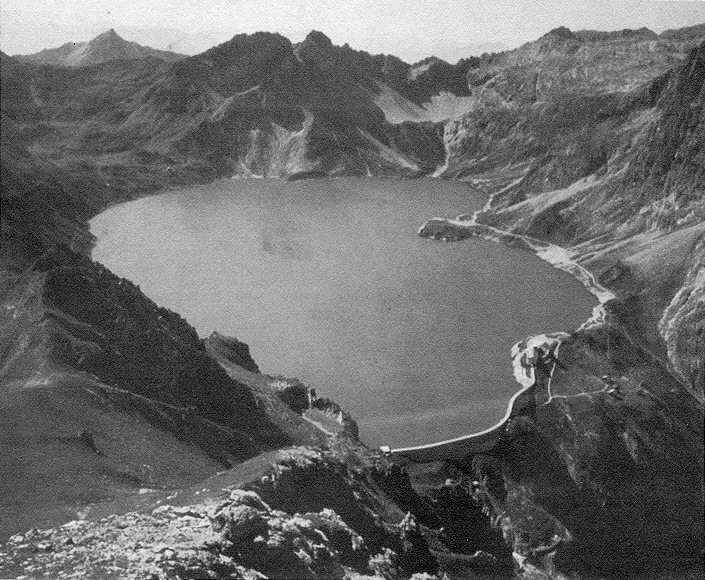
(1, 0, 704, 63)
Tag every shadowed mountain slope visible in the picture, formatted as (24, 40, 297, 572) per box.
(0, 245, 295, 538)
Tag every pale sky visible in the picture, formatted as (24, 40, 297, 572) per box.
(1, 0, 704, 62)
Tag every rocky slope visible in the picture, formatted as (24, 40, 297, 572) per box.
(462, 323, 702, 579)
(14, 29, 185, 67)
(466, 25, 702, 104)
(0, 30, 472, 265)
(0, 24, 704, 580)
(435, 25, 704, 184)
(413, 40, 705, 579)
(0, 245, 289, 537)
(0, 446, 445, 580)
(439, 41, 705, 397)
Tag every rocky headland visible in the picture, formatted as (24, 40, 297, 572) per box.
(1, 24, 703, 579)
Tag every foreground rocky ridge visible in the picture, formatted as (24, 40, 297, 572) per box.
(0, 24, 704, 580)
(0, 446, 449, 579)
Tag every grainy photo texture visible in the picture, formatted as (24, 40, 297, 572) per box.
(0, 1, 704, 578)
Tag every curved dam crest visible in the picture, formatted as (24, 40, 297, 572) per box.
(90, 178, 597, 448)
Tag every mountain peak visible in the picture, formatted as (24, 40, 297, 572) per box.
(620, 27, 657, 39)
(15, 29, 185, 67)
(304, 30, 333, 47)
(93, 28, 124, 42)
(545, 26, 575, 40)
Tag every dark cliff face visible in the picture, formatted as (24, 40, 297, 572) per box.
(465, 322, 704, 578)
(625, 42, 705, 215)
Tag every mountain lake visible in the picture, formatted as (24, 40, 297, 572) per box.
(91, 178, 597, 447)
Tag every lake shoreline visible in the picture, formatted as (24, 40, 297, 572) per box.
(90, 176, 598, 449)
(418, 216, 613, 325)
(386, 213, 611, 459)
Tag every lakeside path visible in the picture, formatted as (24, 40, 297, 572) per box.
(382, 216, 615, 464)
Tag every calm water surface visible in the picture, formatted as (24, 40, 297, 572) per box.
(91, 178, 595, 447)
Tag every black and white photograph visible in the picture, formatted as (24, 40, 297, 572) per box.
(0, 0, 704, 578)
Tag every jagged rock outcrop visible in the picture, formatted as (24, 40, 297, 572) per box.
(205, 331, 260, 373)
(14, 29, 185, 67)
(0, 447, 442, 579)
(464, 321, 704, 578)
(271, 378, 311, 414)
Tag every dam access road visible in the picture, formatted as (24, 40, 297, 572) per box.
(382, 336, 560, 464)
(383, 214, 622, 464)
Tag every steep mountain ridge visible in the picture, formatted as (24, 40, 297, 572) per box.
(474, 43, 705, 395)
(468, 24, 701, 104)
(1, 31, 460, 268)
(410, 44, 704, 576)
(14, 29, 186, 68)
(0, 246, 297, 537)
(436, 28, 704, 186)
(158, 30, 452, 176)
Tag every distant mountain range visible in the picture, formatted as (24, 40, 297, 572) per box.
(13, 28, 185, 67)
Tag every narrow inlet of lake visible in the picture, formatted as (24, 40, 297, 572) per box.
(91, 178, 596, 447)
